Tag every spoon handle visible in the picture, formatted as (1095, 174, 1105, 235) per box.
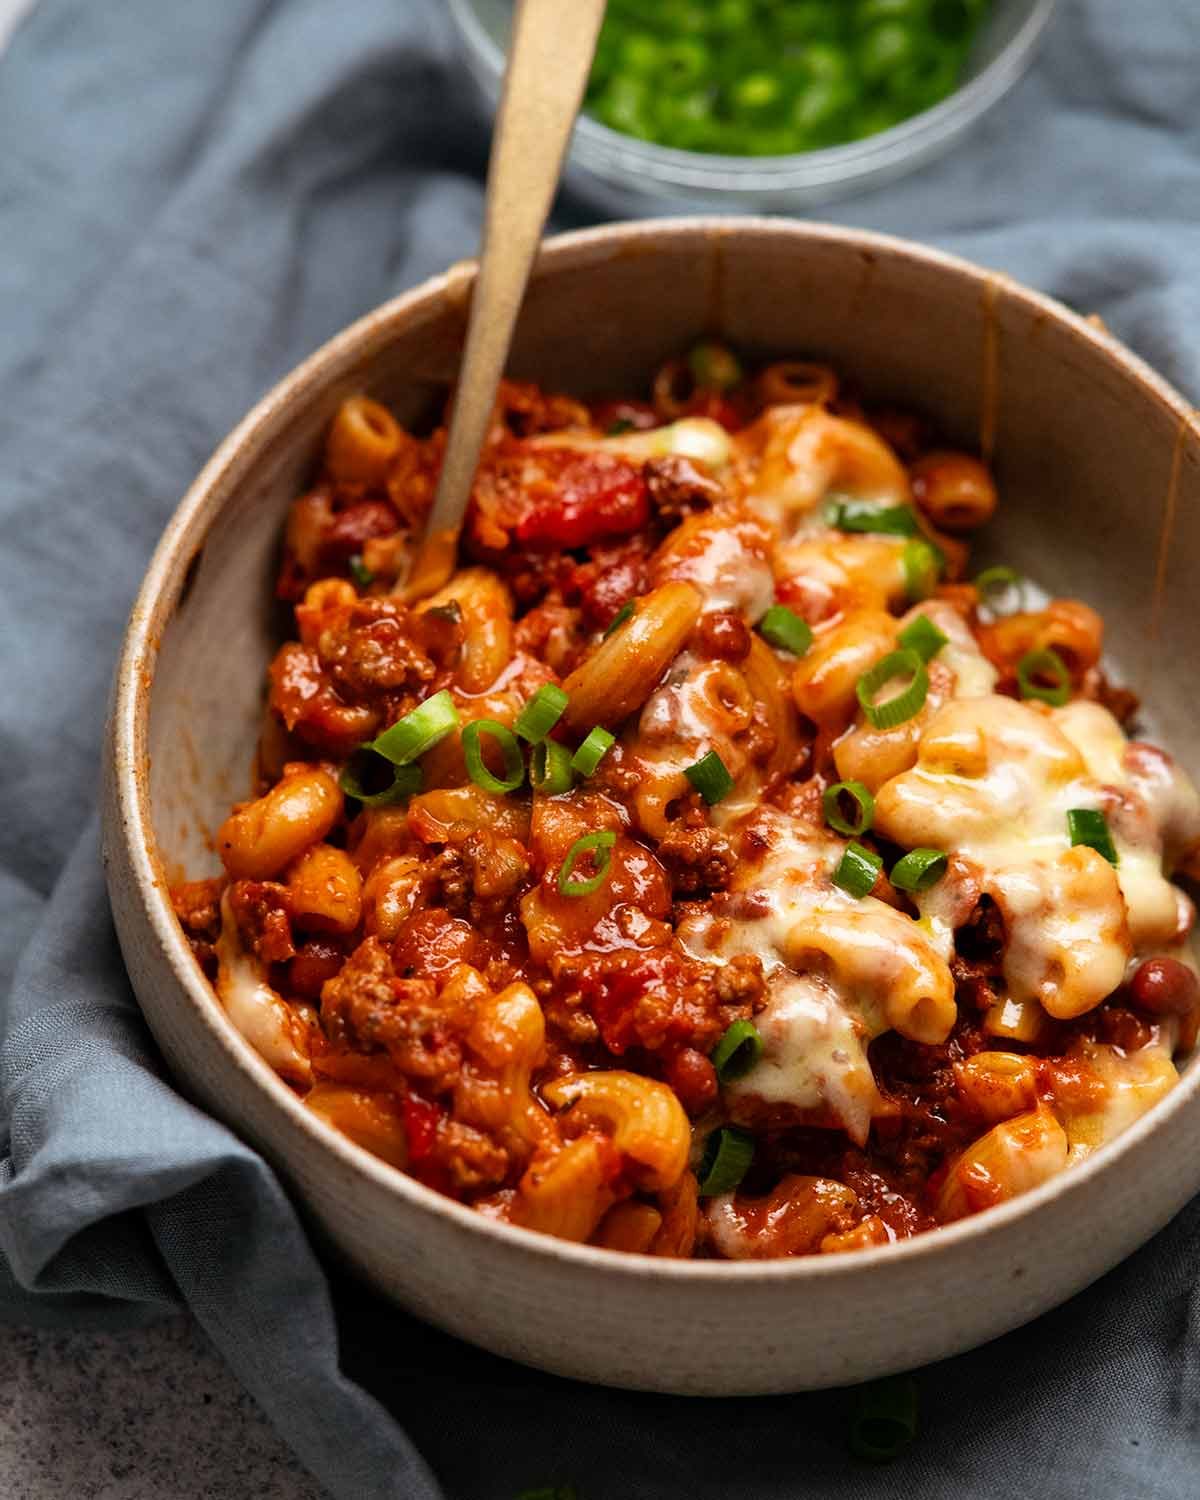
(405, 0, 607, 599)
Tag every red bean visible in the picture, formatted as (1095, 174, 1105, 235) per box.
(1128, 957, 1200, 1017)
(288, 939, 344, 1001)
(696, 610, 751, 662)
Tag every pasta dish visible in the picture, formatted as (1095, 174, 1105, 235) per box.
(172, 345, 1200, 1259)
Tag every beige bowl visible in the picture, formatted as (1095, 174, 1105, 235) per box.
(102, 219, 1200, 1394)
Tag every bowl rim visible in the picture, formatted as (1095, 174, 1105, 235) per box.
(446, 0, 1059, 192)
(109, 214, 1200, 1287)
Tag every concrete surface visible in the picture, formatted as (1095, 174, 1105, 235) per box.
(0, 1317, 327, 1499)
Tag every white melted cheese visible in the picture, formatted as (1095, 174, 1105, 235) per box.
(1060, 1031, 1180, 1166)
(902, 599, 998, 701)
(678, 809, 953, 1144)
(879, 694, 1199, 1020)
(530, 417, 732, 471)
(216, 892, 313, 1085)
(660, 521, 776, 619)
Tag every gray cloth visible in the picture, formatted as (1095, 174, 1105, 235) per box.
(1, 1, 1198, 1496)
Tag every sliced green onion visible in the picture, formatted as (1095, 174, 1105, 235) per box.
(823, 780, 875, 837)
(603, 600, 635, 638)
(338, 754, 422, 808)
(371, 689, 460, 765)
(1067, 808, 1119, 866)
(684, 749, 734, 806)
(687, 340, 743, 392)
(897, 613, 948, 664)
(833, 841, 883, 899)
(515, 684, 569, 744)
(891, 848, 949, 892)
(826, 499, 919, 536)
(571, 726, 615, 777)
(557, 830, 617, 897)
(974, 564, 1023, 612)
(1016, 647, 1071, 707)
(901, 538, 941, 603)
(347, 554, 373, 589)
(849, 1375, 919, 1463)
(462, 720, 525, 795)
(605, 417, 635, 436)
(530, 739, 575, 796)
(696, 1126, 755, 1196)
(758, 604, 813, 657)
(711, 1020, 764, 1083)
(856, 649, 929, 729)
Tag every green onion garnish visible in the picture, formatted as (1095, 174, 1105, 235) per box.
(826, 500, 919, 537)
(897, 613, 948, 664)
(822, 780, 875, 837)
(557, 830, 617, 898)
(605, 417, 634, 436)
(603, 600, 635, 638)
(515, 684, 569, 744)
(687, 340, 743, 392)
(710, 1020, 764, 1083)
(530, 739, 575, 796)
(1067, 808, 1119, 866)
(347, 554, 373, 589)
(901, 538, 941, 603)
(758, 604, 813, 657)
(1016, 647, 1071, 707)
(338, 755, 422, 808)
(371, 689, 460, 765)
(462, 720, 525, 795)
(849, 1375, 919, 1464)
(856, 649, 929, 729)
(684, 749, 734, 806)
(696, 1127, 755, 1196)
(891, 848, 949, 893)
(833, 841, 883, 899)
(974, 565, 1023, 612)
(570, 726, 615, 777)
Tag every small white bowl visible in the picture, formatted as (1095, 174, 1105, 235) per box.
(103, 218, 1200, 1394)
(448, 0, 1058, 210)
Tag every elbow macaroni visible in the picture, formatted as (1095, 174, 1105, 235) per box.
(175, 349, 1200, 1260)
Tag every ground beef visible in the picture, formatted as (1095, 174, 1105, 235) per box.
(321, 937, 476, 1093)
(553, 946, 763, 1059)
(643, 455, 725, 520)
(315, 598, 438, 702)
(656, 817, 738, 895)
(228, 880, 294, 964)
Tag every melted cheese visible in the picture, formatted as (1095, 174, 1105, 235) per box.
(215, 892, 313, 1085)
(878, 694, 1200, 1019)
(902, 599, 998, 701)
(531, 417, 732, 471)
(1060, 1032, 1180, 1165)
(678, 809, 954, 1143)
(658, 520, 776, 619)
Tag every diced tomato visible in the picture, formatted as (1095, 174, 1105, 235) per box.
(515, 453, 649, 550)
(402, 1093, 444, 1162)
(564, 536, 651, 629)
(579, 951, 682, 1056)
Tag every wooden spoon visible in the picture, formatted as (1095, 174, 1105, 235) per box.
(403, 0, 607, 600)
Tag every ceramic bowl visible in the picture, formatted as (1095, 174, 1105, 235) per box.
(102, 218, 1200, 1394)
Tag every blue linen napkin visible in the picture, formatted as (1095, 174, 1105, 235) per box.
(1, 1, 1198, 1496)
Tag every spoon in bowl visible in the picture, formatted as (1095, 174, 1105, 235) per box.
(402, 0, 607, 601)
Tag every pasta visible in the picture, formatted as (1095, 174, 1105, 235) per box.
(172, 351, 1200, 1261)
